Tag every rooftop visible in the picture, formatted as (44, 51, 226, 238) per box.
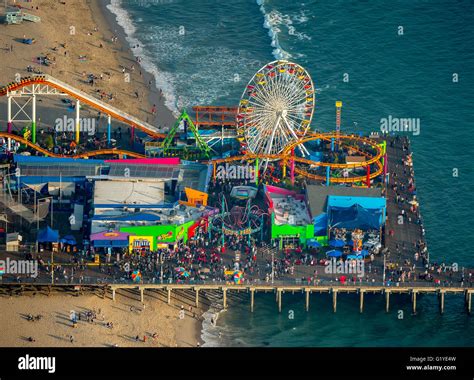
(93, 180, 165, 207)
(305, 185, 383, 217)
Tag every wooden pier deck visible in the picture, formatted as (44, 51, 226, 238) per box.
(384, 136, 426, 268)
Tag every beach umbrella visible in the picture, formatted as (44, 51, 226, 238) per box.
(131, 270, 141, 283)
(61, 235, 77, 245)
(233, 271, 244, 284)
(346, 255, 359, 260)
(358, 250, 369, 257)
(328, 239, 345, 248)
(327, 250, 342, 258)
(307, 239, 321, 248)
(182, 271, 191, 278)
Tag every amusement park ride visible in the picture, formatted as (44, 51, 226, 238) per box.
(0, 60, 387, 186)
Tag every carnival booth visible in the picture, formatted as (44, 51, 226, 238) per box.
(37, 226, 59, 252)
(90, 231, 131, 252)
(265, 185, 314, 249)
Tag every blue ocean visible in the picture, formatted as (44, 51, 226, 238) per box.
(107, 0, 474, 346)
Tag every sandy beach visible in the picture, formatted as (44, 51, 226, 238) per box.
(0, 0, 207, 348)
(0, 288, 205, 347)
(0, 0, 176, 129)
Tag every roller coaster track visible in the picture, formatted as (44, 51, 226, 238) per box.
(0, 132, 145, 159)
(210, 132, 385, 183)
(0, 75, 166, 139)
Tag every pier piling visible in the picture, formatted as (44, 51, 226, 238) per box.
(439, 290, 445, 314)
(412, 291, 417, 314)
(277, 289, 282, 313)
(223, 288, 227, 309)
(4, 283, 472, 316)
(250, 289, 255, 312)
(468, 291, 472, 314)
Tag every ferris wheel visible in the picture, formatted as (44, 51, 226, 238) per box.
(237, 60, 315, 157)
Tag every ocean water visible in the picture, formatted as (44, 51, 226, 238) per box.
(108, 0, 474, 346)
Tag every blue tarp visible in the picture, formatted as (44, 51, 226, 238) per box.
(313, 213, 327, 236)
(91, 213, 161, 222)
(37, 226, 59, 243)
(327, 195, 386, 210)
(327, 195, 386, 230)
(329, 204, 384, 230)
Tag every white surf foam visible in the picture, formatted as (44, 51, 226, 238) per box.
(257, 0, 311, 60)
(106, 0, 180, 115)
(200, 292, 228, 347)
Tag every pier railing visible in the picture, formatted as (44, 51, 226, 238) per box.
(0, 280, 472, 315)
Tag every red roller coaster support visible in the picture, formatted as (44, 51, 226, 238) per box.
(366, 165, 371, 188)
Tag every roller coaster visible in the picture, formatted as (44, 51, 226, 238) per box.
(0, 132, 145, 159)
(210, 132, 385, 184)
(0, 74, 166, 141)
(0, 69, 386, 184)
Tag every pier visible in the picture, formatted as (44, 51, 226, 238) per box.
(1, 283, 472, 315)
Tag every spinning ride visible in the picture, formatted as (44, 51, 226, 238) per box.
(211, 194, 266, 240)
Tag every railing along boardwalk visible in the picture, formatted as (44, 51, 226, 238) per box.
(1, 283, 472, 315)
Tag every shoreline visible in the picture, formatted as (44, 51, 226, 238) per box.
(98, 0, 176, 129)
(0, 0, 176, 131)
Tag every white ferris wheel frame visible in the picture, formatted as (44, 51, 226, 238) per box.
(237, 60, 315, 158)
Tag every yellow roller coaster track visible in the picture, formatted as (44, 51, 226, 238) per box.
(0, 132, 145, 159)
(210, 132, 385, 183)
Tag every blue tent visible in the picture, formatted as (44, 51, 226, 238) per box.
(359, 250, 369, 257)
(329, 204, 384, 230)
(329, 239, 345, 248)
(37, 226, 59, 243)
(327, 250, 342, 258)
(307, 239, 321, 248)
